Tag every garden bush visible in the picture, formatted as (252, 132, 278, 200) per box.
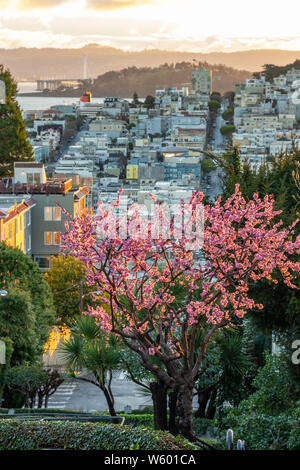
(120, 414, 154, 428)
(193, 418, 219, 439)
(0, 419, 198, 450)
(224, 408, 300, 450)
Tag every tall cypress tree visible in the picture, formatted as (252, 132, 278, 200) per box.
(0, 65, 34, 177)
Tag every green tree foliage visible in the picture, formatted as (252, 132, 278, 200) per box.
(0, 337, 13, 401)
(0, 65, 34, 176)
(222, 107, 234, 121)
(201, 158, 216, 174)
(0, 287, 38, 365)
(208, 100, 221, 113)
(61, 315, 121, 416)
(255, 60, 300, 82)
(0, 243, 55, 364)
(227, 352, 300, 417)
(219, 147, 242, 192)
(4, 365, 48, 408)
(132, 91, 140, 106)
(220, 146, 300, 388)
(210, 91, 221, 102)
(36, 369, 64, 408)
(143, 95, 155, 109)
(220, 124, 235, 136)
(195, 326, 256, 420)
(45, 254, 96, 327)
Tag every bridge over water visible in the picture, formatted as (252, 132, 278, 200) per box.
(36, 79, 84, 91)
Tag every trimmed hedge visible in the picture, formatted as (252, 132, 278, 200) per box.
(0, 419, 198, 450)
(0, 408, 86, 414)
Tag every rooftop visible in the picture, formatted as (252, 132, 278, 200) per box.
(0, 177, 73, 195)
(0, 196, 36, 221)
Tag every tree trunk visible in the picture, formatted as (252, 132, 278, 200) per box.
(150, 380, 168, 431)
(206, 388, 217, 419)
(195, 388, 211, 418)
(176, 384, 196, 441)
(45, 394, 49, 409)
(37, 391, 43, 409)
(102, 387, 117, 417)
(168, 387, 178, 435)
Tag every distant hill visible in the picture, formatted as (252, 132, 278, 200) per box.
(1, 44, 300, 81)
(19, 62, 250, 97)
(89, 62, 250, 97)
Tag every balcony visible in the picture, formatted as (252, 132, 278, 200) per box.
(0, 178, 73, 195)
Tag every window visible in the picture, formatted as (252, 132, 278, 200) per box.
(44, 231, 61, 245)
(27, 173, 33, 184)
(53, 207, 61, 221)
(44, 207, 61, 221)
(8, 223, 12, 239)
(53, 232, 61, 245)
(27, 173, 40, 185)
(44, 207, 52, 221)
(15, 219, 18, 235)
(44, 232, 52, 245)
(34, 257, 50, 269)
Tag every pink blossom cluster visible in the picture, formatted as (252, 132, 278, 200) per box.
(61, 185, 300, 357)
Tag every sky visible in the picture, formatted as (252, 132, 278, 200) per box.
(0, 0, 300, 51)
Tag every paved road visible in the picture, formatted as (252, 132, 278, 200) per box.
(46, 371, 153, 413)
(44, 370, 199, 413)
(206, 169, 223, 201)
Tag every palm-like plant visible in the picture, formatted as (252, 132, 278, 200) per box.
(60, 315, 121, 416)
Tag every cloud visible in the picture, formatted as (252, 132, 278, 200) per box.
(86, 0, 154, 10)
(9, 0, 153, 9)
(17, 0, 65, 7)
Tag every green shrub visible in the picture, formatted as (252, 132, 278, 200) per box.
(241, 352, 300, 416)
(194, 418, 219, 438)
(0, 420, 198, 450)
(131, 406, 154, 415)
(197, 437, 224, 450)
(121, 414, 154, 428)
(0, 408, 84, 414)
(224, 408, 300, 450)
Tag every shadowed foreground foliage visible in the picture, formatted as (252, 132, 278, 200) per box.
(0, 420, 199, 450)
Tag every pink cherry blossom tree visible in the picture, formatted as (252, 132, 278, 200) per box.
(61, 185, 300, 440)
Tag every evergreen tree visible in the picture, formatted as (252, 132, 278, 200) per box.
(220, 146, 300, 387)
(0, 65, 34, 177)
(0, 243, 55, 362)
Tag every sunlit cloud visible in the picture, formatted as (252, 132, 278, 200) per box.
(86, 0, 154, 9)
(0, 0, 300, 52)
(9, 0, 154, 9)
(17, 0, 64, 7)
